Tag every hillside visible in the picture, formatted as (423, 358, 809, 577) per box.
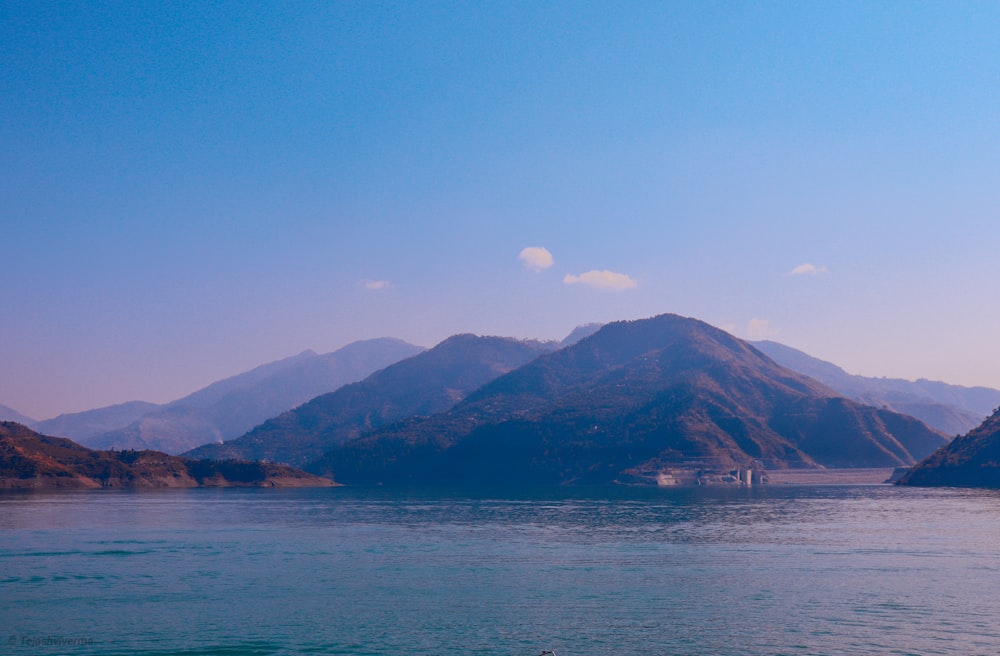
(186, 334, 557, 467)
(0, 422, 334, 489)
(84, 338, 424, 454)
(311, 314, 947, 486)
(753, 340, 999, 435)
(896, 409, 1000, 487)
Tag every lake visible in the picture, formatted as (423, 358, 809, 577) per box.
(2, 484, 999, 655)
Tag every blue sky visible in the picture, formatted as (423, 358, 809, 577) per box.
(4, 1, 1000, 418)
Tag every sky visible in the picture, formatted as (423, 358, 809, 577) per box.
(4, 1, 1000, 419)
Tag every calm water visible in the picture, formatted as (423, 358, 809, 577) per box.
(2, 485, 999, 656)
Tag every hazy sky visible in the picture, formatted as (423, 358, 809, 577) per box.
(4, 2, 1000, 419)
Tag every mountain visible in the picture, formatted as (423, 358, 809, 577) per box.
(0, 404, 36, 426)
(0, 422, 333, 489)
(33, 401, 161, 442)
(185, 334, 557, 467)
(753, 340, 1000, 436)
(310, 314, 947, 486)
(84, 338, 424, 454)
(896, 409, 1000, 487)
(560, 323, 604, 347)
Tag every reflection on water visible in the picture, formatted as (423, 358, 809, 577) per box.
(2, 485, 999, 655)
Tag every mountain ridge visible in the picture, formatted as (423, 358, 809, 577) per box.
(84, 338, 424, 454)
(309, 314, 947, 485)
(185, 334, 558, 467)
(753, 340, 999, 435)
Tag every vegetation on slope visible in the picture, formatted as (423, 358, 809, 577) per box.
(0, 422, 334, 489)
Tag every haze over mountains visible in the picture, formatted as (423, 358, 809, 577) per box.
(0, 404, 36, 426)
(754, 341, 1000, 436)
(33, 401, 161, 444)
(29, 338, 424, 454)
(307, 315, 947, 485)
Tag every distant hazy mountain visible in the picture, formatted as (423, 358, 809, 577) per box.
(560, 323, 604, 347)
(0, 422, 333, 489)
(34, 401, 161, 442)
(0, 404, 35, 426)
(753, 340, 1000, 436)
(186, 334, 557, 467)
(311, 314, 947, 486)
(897, 410, 1000, 487)
(85, 338, 424, 454)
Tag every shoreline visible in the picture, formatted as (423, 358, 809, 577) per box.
(765, 468, 897, 485)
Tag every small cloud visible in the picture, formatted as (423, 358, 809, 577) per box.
(361, 280, 391, 291)
(563, 269, 637, 291)
(747, 318, 777, 340)
(518, 246, 554, 271)
(786, 263, 828, 276)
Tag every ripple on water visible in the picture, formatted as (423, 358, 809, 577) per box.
(1, 485, 999, 656)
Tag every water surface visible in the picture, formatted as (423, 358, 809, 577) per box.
(2, 485, 999, 655)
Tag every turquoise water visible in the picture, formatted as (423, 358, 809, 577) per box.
(2, 485, 999, 655)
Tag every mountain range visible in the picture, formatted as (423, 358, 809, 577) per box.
(186, 334, 558, 466)
(307, 314, 947, 485)
(0, 422, 333, 489)
(13, 314, 1000, 488)
(32, 338, 424, 454)
(753, 340, 1000, 436)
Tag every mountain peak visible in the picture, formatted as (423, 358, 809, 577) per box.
(560, 323, 604, 347)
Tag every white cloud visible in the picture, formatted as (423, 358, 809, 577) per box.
(786, 263, 828, 276)
(518, 246, 554, 271)
(361, 280, 391, 291)
(747, 318, 777, 340)
(563, 269, 638, 291)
